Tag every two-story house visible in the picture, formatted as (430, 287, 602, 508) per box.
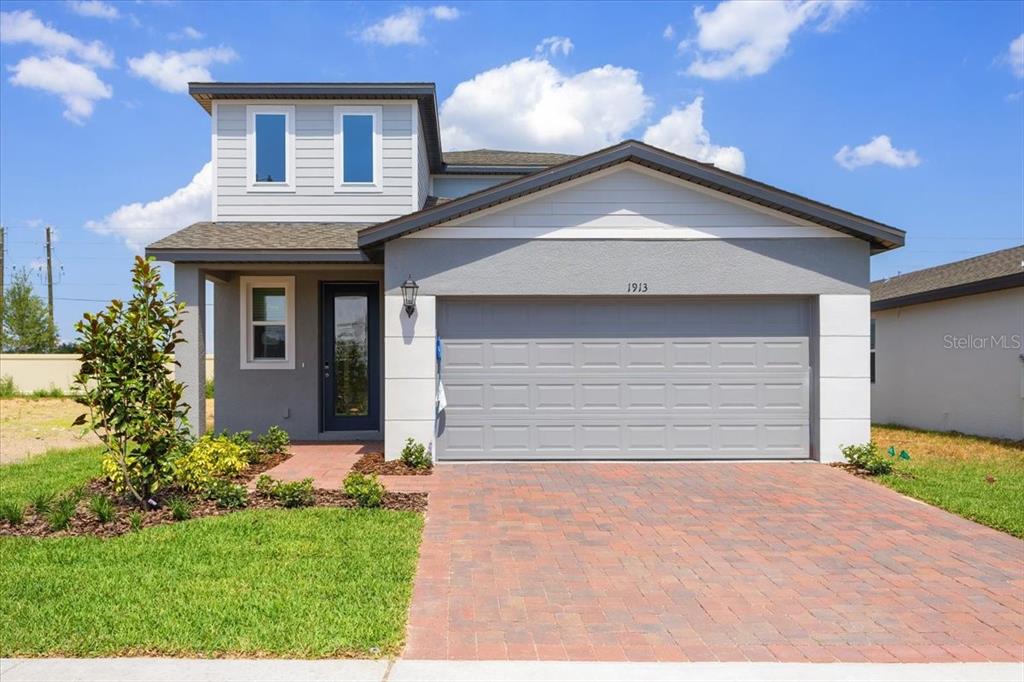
(146, 82, 905, 462)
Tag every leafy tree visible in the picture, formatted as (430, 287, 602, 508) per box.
(1, 268, 58, 352)
(73, 257, 191, 506)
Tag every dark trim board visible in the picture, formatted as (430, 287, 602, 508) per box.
(872, 273, 1024, 311)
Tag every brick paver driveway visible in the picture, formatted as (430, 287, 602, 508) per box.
(400, 462, 1023, 662)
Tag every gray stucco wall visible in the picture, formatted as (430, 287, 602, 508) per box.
(213, 267, 383, 440)
(384, 238, 869, 296)
(872, 287, 1024, 440)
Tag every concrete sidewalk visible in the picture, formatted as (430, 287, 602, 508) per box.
(3, 658, 1021, 681)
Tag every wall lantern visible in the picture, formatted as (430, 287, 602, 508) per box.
(401, 276, 419, 317)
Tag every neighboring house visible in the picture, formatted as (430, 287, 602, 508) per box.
(871, 246, 1024, 440)
(146, 82, 906, 462)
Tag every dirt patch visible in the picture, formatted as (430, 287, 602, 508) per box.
(0, 452, 426, 539)
(352, 452, 433, 476)
(0, 398, 99, 463)
(1, 398, 214, 464)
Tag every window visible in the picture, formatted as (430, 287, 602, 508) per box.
(334, 106, 382, 192)
(240, 276, 295, 369)
(246, 106, 294, 192)
(870, 318, 876, 383)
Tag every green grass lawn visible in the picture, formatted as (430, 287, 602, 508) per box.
(871, 425, 1024, 538)
(0, 445, 104, 508)
(0, 449, 425, 658)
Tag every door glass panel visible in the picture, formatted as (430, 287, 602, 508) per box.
(333, 296, 369, 417)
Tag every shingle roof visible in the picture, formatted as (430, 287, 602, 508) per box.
(871, 245, 1024, 309)
(442, 149, 578, 167)
(148, 222, 366, 251)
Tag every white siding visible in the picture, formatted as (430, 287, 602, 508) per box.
(412, 164, 850, 240)
(215, 102, 414, 222)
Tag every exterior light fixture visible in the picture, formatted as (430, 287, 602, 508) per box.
(401, 276, 419, 317)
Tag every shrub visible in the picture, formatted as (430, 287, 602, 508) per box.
(255, 474, 277, 495)
(46, 495, 78, 531)
(205, 379, 215, 399)
(0, 501, 25, 525)
(842, 441, 893, 475)
(256, 426, 290, 458)
(31, 385, 65, 398)
(343, 472, 385, 508)
(0, 375, 17, 398)
(206, 480, 248, 509)
(128, 510, 144, 532)
(400, 438, 431, 470)
(30, 491, 56, 515)
(89, 495, 116, 524)
(168, 497, 192, 521)
(73, 256, 191, 506)
(273, 478, 315, 508)
(175, 435, 248, 492)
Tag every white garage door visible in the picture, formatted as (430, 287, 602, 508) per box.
(436, 298, 811, 460)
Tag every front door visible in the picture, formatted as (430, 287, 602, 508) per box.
(321, 282, 380, 432)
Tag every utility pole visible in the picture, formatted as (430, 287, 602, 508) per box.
(45, 225, 54, 349)
(0, 224, 5, 324)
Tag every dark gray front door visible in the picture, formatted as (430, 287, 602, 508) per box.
(321, 282, 380, 432)
(436, 298, 810, 460)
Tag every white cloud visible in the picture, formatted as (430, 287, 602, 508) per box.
(1003, 33, 1023, 78)
(360, 5, 459, 46)
(170, 26, 205, 40)
(127, 47, 237, 93)
(86, 163, 212, 251)
(429, 5, 460, 20)
(67, 1, 120, 20)
(535, 36, 573, 57)
(833, 135, 920, 170)
(0, 9, 114, 67)
(663, 24, 675, 40)
(684, 0, 860, 79)
(642, 97, 745, 174)
(7, 55, 112, 123)
(440, 57, 650, 153)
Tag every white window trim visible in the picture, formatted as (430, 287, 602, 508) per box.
(246, 105, 295, 193)
(334, 105, 383, 193)
(239, 276, 295, 370)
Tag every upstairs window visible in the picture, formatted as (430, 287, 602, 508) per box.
(334, 106, 382, 192)
(246, 106, 294, 192)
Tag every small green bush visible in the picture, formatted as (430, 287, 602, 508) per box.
(842, 441, 893, 475)
(343, 472, 385, 508)
(0, 501, 25, 525)
(205, 379, 215, 399)
(127, 510, 144, 532)
(168, 497, 192, 521)
(175, 435, 248, 492)
(30, 491, 57, 516)
(0, 375, 17, 398)
(31, 385, 65, 398)
(255, 474, 277, 495)
(46, 495, 78, 531)
(400, 438, 432, 470)
(206, 480, 248, 509)
(274, 478, 316, 508)
(89, 495, 116, 524)
(256, 426, 290, 457)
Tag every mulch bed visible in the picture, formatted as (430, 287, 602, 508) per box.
(0, 451, 427, 540)
(351, 452, 433, 476)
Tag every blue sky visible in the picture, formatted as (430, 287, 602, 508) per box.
(1, 0, 1022, 342)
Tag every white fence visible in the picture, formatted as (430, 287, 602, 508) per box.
(0, 354, 215, 394)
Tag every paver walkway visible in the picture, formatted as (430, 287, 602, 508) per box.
(264, 448, 1024, 663)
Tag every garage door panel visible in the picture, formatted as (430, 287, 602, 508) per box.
(437, 298, 810, 460)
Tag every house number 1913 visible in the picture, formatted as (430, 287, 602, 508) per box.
(627, 282, 648, 293)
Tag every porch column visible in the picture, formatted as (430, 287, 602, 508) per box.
(174, 263, 206, 436)
(816, 294, 871, 462)
(383, 293, 437, 460)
